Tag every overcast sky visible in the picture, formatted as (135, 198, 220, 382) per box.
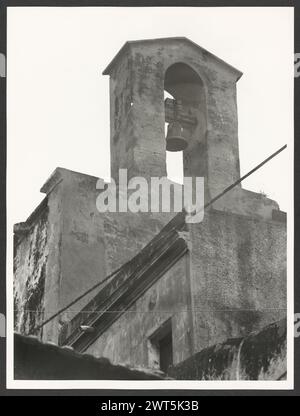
(7, 7, 293, 224)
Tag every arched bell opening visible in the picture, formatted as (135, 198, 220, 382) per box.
(164, 90, 184, 184)
(164, 63, 207, 181)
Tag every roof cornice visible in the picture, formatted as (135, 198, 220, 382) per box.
(102, 37, 243, 81)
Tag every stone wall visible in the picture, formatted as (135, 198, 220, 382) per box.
(14, 319, 286, 381)
(13, 37, 284, 346)
(85, 255, 193, 367)
(14, 167, 175, 341)
(14, 176, 65, 342)
(14, 199, 49, 336)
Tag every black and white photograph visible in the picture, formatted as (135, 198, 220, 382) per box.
(1, 3, 297, 394)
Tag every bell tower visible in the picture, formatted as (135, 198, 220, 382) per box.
(103, 37, 242, 201)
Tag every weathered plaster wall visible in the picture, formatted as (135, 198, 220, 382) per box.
(14, 171, 65, 343)
(169, 319, 286, 380)
(14, 166, 286, 353)
(85, 255, 194, 368)
(14, 333, 166, 380)
(105, 38, 279, 219)
(14, 167, 177, 343)
(189, 209, 286, 353)
(14, 319, 286, 380)
(83, 207, 286, 370)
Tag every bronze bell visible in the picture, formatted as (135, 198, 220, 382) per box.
(166, 121, 188, 152)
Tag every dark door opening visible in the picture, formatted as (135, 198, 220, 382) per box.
(159, 332, 173, 373)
